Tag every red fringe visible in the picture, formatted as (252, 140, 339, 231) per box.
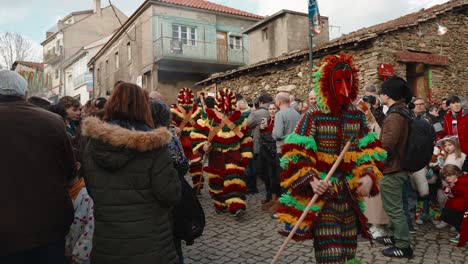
(278, 205, 318, 222)
(229, 202, 246, 213)
(224, 184, 247, 194)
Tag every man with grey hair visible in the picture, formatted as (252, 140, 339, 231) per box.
(0, 70, 75, 263)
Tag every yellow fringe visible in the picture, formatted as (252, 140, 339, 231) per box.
(224, 179, 246, 187)
(212, 145, 241, 152)
(349, 165, 383, 192)
(192, 142, 206, 154)
(190, 132, 208, 140)
(277, 213, 311, 230)
(281, 167, 316, 188)
(206, 172, 221, 179)
(214, 200, 226, 206)
(225, 197, 246, 205)
(226, 163, 245, 171)
(241, 152, 253, 159)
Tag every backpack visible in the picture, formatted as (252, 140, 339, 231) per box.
(172, 176, 205, 245)
(387, 107, 436, 172)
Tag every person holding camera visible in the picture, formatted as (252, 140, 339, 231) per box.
(364, 84, 386, 127)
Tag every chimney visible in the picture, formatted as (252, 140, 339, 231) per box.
(93, 0, 102, 17)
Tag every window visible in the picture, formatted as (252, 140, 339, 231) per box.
(115, 51, 119, 69)
(262, 27, 268, 40)
(55, 69, 60, 80)
(127, 42, 131, 61)
(229, 35, 242, 50)
(172, 25, 196, 46)
(97, 68, 101, 85)
(105, 59, 109, 74)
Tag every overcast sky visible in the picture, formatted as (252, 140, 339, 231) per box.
(0, 0, 449, 61)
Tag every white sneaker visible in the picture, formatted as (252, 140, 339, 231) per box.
(436, 221, 448, 229)
(369, 225, 387, 239)
(415, 219, 424, 225)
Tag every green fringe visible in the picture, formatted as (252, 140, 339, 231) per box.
(280, 155, 301, 170)
(285, 133, 317, 151)
(358, 201, 365, 212)
(279, 192, 322, 212)
(358, 132, 378, 148)
(344, 259, 362, 264)
(356, 151, 387, 166)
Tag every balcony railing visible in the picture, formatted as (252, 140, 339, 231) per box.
(153, 37, 248, 65)
(44, 47, 63, 64)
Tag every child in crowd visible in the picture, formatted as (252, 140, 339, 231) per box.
(65, 149, 94, 264)
(442, 136, 467, 169)
(58, 96, 82, 137)
(440, 165, 468, 245)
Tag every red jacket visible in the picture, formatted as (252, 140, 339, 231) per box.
(445, 175, 468, 213)
(443, 111, 468, 154)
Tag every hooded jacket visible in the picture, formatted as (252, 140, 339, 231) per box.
(81, 117, 180, 264)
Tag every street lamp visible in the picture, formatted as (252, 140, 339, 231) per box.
(437, 24, 448, 35)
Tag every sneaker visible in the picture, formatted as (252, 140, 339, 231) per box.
(382, 246, 413, 258)
(271, 213, 278, 219)
(408, 226, 417, 234)
(435, 221, 448, 229)
(369, 226, 387, 239)
(449, 234, 460, 243)
(375, 236, 395, 246)
(415, 219, 424, 225)
(450, 226, 456, 231)
(234, 208, 245, 218)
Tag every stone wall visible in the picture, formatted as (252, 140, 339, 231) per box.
(207, 9, 468, 103)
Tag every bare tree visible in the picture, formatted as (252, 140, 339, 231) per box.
(0, 32, 36, 69)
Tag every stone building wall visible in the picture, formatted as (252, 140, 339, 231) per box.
(206, 9, 467, 103)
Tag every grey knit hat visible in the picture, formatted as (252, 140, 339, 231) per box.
(0, 70, 28, 97)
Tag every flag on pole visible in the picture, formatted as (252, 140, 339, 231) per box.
(309, 0, 321, 35)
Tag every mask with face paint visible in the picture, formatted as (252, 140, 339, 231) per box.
(331, 62, 353, 106)
(312, 53, 359, 114)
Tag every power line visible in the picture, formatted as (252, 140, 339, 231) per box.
(108, 0, 136, 41)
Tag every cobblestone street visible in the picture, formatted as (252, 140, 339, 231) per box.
(182, 181, 468, 264)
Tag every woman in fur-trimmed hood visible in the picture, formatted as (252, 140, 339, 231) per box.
(82, 82, 180, 264)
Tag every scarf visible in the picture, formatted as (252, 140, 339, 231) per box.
(68, 178, 85, 200)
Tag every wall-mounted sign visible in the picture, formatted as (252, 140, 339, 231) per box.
(378, 64, 394, 77)
(85, 73, 93, 92)
(397, 51, 449, 66)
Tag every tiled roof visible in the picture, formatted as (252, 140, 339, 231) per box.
(11, 61, 44, 71)
(156, 0, 263, 19)
(197, 0, 466, 85)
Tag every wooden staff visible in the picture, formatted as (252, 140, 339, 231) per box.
(271, 139, 353, 264)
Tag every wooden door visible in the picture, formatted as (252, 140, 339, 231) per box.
(217, 32, 228, 63)
(406, 63, 428, 100)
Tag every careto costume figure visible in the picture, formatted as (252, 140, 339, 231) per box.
(277, 53, 387, 263)
(191, 88, 253, 218)
(171, 88, 205, 192)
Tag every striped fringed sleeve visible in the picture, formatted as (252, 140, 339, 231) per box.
(190, 117, 211, 155)
(277, 111, 322, 240)
(347, 114, 387, 197)
(239, 118, 253, 167)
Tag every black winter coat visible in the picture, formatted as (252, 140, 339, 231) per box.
(82, 117, 180, 264)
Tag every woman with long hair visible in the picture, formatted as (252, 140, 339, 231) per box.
(81, 82, 180, 264)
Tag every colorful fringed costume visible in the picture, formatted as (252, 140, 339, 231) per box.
(171, 88, 205, 190)
(278, 53, 387, 264)
(191, 88, 253, 215)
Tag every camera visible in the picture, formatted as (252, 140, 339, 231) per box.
(362, 95, 377, 105)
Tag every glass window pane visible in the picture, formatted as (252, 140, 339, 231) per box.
(182, 39, 187, 45)
(172, 31, 179, 39)
(172, 25, 178, 31)
(181, 26, 187, 33)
